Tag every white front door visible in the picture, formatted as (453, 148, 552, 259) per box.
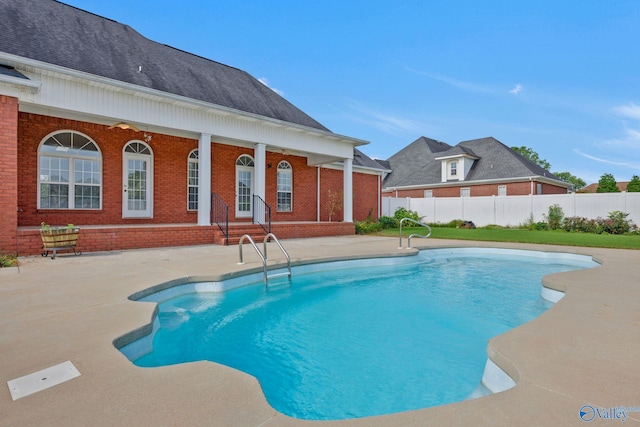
(236, 167, 253, 218)
(235, 154, 254, 218)
(123, 141, 153, 218)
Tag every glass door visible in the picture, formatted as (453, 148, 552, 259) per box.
(236, 155, 254, 218)
(123, 141, 153, 218)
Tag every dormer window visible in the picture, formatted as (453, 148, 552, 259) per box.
(450, 161, 457, 177)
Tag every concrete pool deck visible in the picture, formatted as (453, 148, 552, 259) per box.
(1, 235, 639, 426)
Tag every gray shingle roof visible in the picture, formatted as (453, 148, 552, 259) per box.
(435, 145, 479, 159)
(0, 0, 329, 131)
(459, 137, 561, 181)
(383, 136, 564, 188)
(383, 136, 452, 188)
(353, 148, 389, 171)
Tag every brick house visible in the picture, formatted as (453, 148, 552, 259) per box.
(0, 0, 386, 255)
(381, 136, 571, 198)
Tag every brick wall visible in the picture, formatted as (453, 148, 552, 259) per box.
(0, 96, 19, 254)
(16, 222, 355, 256)
(353, 173, 380, 220)
(13, 113, 382, 253)
(18, 113, 199, 227)
(382, 180, 568, 198)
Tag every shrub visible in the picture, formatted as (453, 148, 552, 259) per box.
(0, 254, 18, 268)
(378, 215, 398, 229)
(393, 207, 422, 223)
(520, 214, 536, 230)
(533, 221, 548, 231)
(544, 204, 564, 230)
(599, 211, 634, 235)
(355, 220, 382, 234)
(562, 216, 599, 233)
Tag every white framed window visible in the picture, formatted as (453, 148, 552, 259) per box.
(537, 183, 543, 195)
(460, 187, 470, 198)
(424, 190, 433, 198)
(450, 161, 458, 177)
(38, 130, 102, 209)
(498, 185, 507, 196)
(187, 149, 198, 211)
(277, 161, 292, 211)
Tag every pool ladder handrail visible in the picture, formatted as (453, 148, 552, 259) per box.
(399, 217, 432, 249)
(238, 233, 291, 285)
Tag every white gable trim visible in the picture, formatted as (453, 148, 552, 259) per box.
(1, 52, 367, 159)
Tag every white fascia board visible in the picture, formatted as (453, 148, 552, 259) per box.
(434, 153, 479, 161)
(383, 175, 571, 191)
(0, 74, 41, 94)
(1, 52, 368, 149)
(320, 162, 387, 176)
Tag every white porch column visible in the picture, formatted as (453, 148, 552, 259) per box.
(197, 133, 212, 226)
(254, 143, 267, 223)
(343, 158, 353, 222)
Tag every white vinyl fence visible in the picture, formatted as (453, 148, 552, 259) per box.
(382, 192, 640, 227)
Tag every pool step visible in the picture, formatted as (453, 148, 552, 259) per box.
(266, 272, 291, 281)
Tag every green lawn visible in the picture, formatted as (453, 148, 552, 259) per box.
(376, 227, 640, 250)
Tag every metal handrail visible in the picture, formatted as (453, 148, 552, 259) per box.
(252, 195, 271, 234)
(263, 233, 291, 280)
(211, 192, 229, 245)
(399, 217, 432, 249)
(238, 233, 291, 285)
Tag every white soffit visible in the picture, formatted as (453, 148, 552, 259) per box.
(7, 361, 81, 401)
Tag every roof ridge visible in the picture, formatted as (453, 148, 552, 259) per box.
(161, 44, 245, 73)
(54, 0, 118, 24)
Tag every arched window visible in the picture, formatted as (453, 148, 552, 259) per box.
(277, 161, 292, 212)
(38, 130, 102, 209)
(187, 149, 198, 211)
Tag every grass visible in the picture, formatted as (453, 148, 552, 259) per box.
(376, 227, 640, 250)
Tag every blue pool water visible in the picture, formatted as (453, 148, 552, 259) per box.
(125, 249, 597, 420)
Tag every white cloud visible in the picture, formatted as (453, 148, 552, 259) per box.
(344, 99, 432, 137)
(258, 77, 284, 96)
(614, 102, 640, 120)
(405, 68, 493, 94)
(574, 149, 640, 170)
(509, 84, 523, 95)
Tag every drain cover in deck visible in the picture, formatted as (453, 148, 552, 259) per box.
(7, 361, 81, 401)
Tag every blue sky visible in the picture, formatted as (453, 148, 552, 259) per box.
(62, 0, 640, 184)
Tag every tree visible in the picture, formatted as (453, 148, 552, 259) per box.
(596, 173, 620, 193)
(627, 175, 640, 192)
(511, 146, 586, 190)
(554, 171, 586, 191)
(511, 146, 551, 171)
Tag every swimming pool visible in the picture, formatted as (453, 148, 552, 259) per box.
(119, 248, 598, 420)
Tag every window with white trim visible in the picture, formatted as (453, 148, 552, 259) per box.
(424, 190, 433, 198)
(277, 161, 292, 211)
(460, 187, 470, 197)
(498, 185, 507, 196)
(450, 161, 458, 177)
(38, 130, 102, 209)
(187, 149, 198, 211)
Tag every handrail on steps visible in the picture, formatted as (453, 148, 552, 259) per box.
(238, 233, 291, 285)
(398, 217, 432, 249)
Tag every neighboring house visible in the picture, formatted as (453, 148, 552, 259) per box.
(0, 0, 386, 255)
(580, 182, 629, 193)
(381, 136, 571, 198)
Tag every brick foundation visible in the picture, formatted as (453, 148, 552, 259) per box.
(17, 222, 355, 256)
